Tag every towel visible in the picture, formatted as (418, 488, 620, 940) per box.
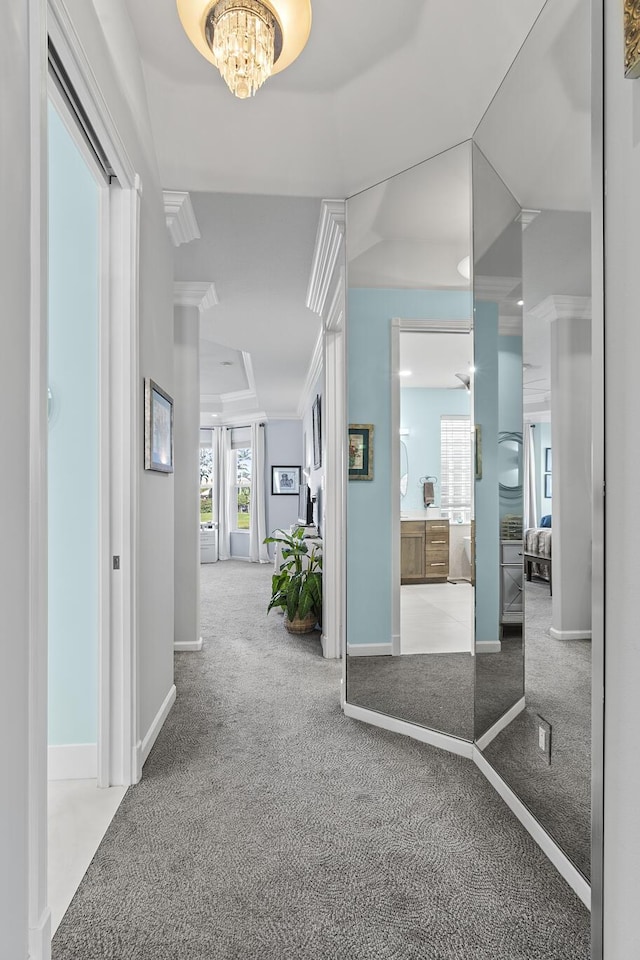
(423, 481, 435, 506)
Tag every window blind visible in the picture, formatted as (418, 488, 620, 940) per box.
(440, 415, 472, 513)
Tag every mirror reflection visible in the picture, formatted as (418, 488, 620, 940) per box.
(472, 0, 592, 879)
(345, 141, 475, 740)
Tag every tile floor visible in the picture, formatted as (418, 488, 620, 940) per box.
(400, 581, 474, 655)
(48, 779, 127, 935)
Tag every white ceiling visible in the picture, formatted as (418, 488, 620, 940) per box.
(124, 0, 547, 197)
(400, 332, 472, 390)
(174, 192, 322, 420)
(120, 0, 595, 421)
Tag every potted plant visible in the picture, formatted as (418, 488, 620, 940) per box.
(264, 527, 322, 634)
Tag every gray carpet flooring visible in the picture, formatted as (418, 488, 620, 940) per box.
(52, 561, 589, 959)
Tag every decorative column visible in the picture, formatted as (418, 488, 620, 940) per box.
(172, 281, 218, 652)
(530, 295, 592, 640)
(306, 200, 346, 661)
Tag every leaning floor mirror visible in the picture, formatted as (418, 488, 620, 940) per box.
(344, 0, 597, 901)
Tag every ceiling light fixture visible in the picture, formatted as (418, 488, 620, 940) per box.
(399, 370, 412, 377)
(517, 299, 524, 307)
(177, 0, 312, 99)
(457, 256, 471, 280)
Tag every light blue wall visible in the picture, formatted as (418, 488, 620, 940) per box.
(401, 388, 470, 512)
(48, 104, 99, 746)
(474, 303, 500, 645)
(347, 288, 472, 648)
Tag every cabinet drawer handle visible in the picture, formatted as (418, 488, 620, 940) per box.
(432, 540, 447, 544)
(430, 562, 446, 567)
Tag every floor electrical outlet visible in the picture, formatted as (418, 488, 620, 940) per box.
(536, 715, 552, 763)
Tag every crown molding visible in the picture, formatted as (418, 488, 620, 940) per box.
(474, 275, 521, 301)
(516, 209, 541, 231)
(306, 200, 346, 317)
(163, 191, 201, 246)
(297, 329, 324, 418)
(174, 281, 219, 312)
(396, 318, 472, 333)
(527, 295, 592, 324)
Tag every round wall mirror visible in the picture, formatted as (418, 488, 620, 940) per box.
(498, 430, 522, 497)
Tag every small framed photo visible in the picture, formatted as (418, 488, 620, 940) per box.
(348, 424, 374, 480)
(544, 473, 552, 499)
(272, 465, 301, 496)
(144, 378, 173, 473)
(312, 395, 322, 469)
(544, 447, 552, 472)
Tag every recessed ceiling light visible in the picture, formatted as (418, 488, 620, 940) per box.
(517, 299, 524, 307)
(399, 370, 412, 377)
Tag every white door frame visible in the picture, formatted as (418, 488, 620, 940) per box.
(29, 2, 141, 954)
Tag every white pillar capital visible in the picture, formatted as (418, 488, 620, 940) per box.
(528, 295, 591, 324)
(163, 191, 201, 246)
(173, 281, 218, 314)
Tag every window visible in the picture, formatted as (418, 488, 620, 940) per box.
(231, 427, 252, 532)
(199, 429, 215, 525)
(440, 415, 472, 523)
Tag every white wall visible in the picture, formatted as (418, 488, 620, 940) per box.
(1, 1, 31, 954)
(61, 0, 175, 741)
(603, 2, 640, 956)
(174, 306, 201, 647)
(264, 420, 303, 555)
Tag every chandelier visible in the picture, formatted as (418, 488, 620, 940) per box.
(177, 0, 312, 99)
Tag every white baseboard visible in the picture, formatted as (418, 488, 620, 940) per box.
(138, 685, 177, 771)
(174, 637, 203, 652)
(476, 697, 526, 751)
(346, 642, 393, 657)
(391, 632, 401, 656)
(475, 640, 502, 653)
(344, 702, 474, 759)
(29, 907, 51, 960)
(473, 747, 590, 909)
(48, 743, 97, 780)
(549, 627, 592, 641)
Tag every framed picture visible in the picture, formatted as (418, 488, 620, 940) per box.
(625, 0, 640, 78)
(348, 424, 374, 480)
(272, 465, 301, 496)
(544, 447, 552, 472)
(144, 378, 174, 473)
(475, 425, 482, 480)
(312, 395, 322, 468)
(544, 473, 552, 499)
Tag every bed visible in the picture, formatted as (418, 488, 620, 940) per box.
(523, 526, 552, 593)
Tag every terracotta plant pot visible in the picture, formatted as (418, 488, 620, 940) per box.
(284, 611, 317, 635)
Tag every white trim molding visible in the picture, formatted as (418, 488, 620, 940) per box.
(174, 281, 219, 312)
(473, 748, 590, 909)
(475, 697, 526, 751)
(48, 744, 97, 781)
(344, 703, 474, 759)
(174, 638, 204, 652)
(396, 317, 472, 333)
(346, 643, 393, 657)
(549, 627, 593, 641)
(306, 200, 345, 317)
(137, 685, 177, 775)
(163, 191, 201, 246)
(475, 640, 502, 654)
(297, 329, 323, 419)
(527, 294, 592, 325)
(516, 208, 541, 230)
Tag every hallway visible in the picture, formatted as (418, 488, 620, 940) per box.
(52, 562, 589, 959)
